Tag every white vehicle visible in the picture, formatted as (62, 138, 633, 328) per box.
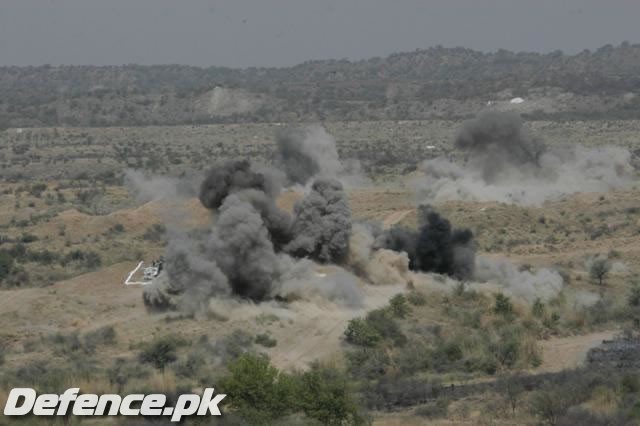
(124, 259, 163, 286)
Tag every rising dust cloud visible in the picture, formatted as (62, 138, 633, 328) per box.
(414, 111, 635, 205)
(129, 113, 635, 312)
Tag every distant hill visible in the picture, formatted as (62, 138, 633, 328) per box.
(2, 43, 640, 128)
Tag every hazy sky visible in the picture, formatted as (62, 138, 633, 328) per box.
(1, 0, 638, 68)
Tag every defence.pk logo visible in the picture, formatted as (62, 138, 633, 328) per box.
(4, 388, 226, 422)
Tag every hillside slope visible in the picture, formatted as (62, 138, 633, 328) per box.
(2, 43, 640, 128)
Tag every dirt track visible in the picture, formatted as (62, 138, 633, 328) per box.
(535, 330, 617, 373)
(382, 209, 413, 228)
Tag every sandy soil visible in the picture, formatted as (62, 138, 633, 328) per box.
(535, 330, 617, 373)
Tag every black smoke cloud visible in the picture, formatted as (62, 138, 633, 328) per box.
(207, 194, 283, 301)
(144, 157, 355, 309)
(416, 111, 634, 205)
(198, 160, 278, 209)
(376, 206, 475, 280)
(141, 126, 481, 311)
(284, 178, 352, 264)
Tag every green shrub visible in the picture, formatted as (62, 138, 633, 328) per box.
(213, 330, 254, 362)
(83, 325, 116, 348)
(143, 224, 167, 242)
(407, 291, 427, 306)
(29, 183, 47, 198)
(494, 293, 514, 317)
(394, 342, 430, 375)
(0, 250, 14, 281)
(492, 332, 521, 368)
(61, 249, 102, 269)
(255, 333, 277, 348)
(590, 257, 611, 286)
(139, 336, 179, 371)
(346, 348, 391, 380)
(20, 233, 39, 243)
(532, 298, 545, 317)
(219, 354, 298, 425)
(298, 364, 368, 425)
(628, 283, 640, 307)
(110, 223, 125, 233)
(389, 294, 409, 318)
(344, 318, 381, 347)
(442, 341, 464, 362)
(366, 309, 406, 346)
(621, 373, 640, 394)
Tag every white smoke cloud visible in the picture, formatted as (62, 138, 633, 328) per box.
(412, 112, 636, 205)
(124, 169, 198, 203)
(414, 145, 635, 205)
(472, 256, 564, 302)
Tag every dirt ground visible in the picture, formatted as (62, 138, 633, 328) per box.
(2, 184, 636, 374)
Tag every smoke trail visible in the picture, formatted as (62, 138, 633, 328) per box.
(285, 178, 352, 264)
(414, 111, 635, 205)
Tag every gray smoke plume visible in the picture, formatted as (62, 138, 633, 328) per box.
(199, 160, 292, 247)
(414, 111, 635, 205)
(375, 206, 475, 280)
(455, 111, 545, 181)
(199, 160, 281, 209)
(275, 124, 368, 187)
(285, 178, 352, 264)
(207, 194, 283, 301)
(232, 189, 293, 250)
(143, 233, 231, 311)
(143, 158, 362, 310)
(275, 125, 344, 185)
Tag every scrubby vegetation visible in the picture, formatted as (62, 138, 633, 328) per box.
(3, 43, 640, 128)
(344, 289, 542, 386)
(0, 91, 639, 426)
(0, 329, 369, 425)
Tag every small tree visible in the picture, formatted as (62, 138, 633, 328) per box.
(494, 293, 514, 317)
(139, 337, 178, 372)
(344, 318, 381, 347)
(389, 294, 409, 318)
(590, 258, 611, 286)
(498, 375, 524, 414)
(0, 251, 14, 281)
(219, 354, 297, 424)
(299, 363, 368, 425)
(628, 282, 640, 307)
(532, 298, 545, 318)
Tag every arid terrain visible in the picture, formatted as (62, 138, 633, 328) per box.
(0, 117, 639, 425)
